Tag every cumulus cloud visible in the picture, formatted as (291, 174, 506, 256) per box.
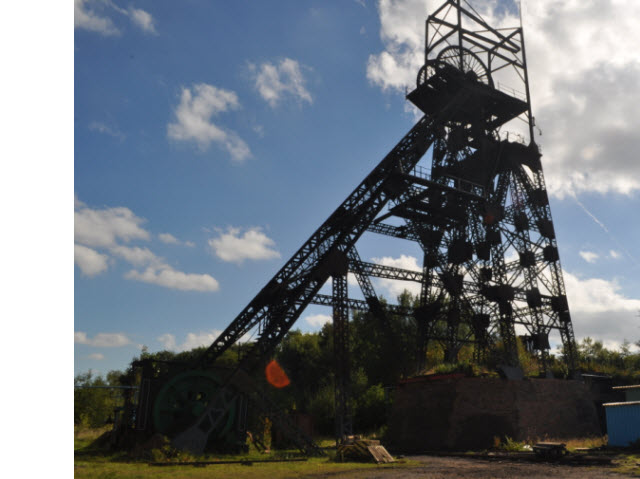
(366, 0, 429, 91)
(128, 7, 156, 34)
(564, 271, 640, 345)
(75, 244, 109, 276)
(305, 314, 333, 328)
(579, 251, 599, 264)
(157, 333, 177, 350)
(157, 329, 254, 352)
(251, 58, 313, 107)
(367, 0, 640, 197)
(157, 329, 223, 352)
(158, 233, 179, 244)
(125, 266, 220, 292)
(167, 83, 251, 162)
(75, 1, 157, 36)
(75, 0, 120, 35)
(158, 233, 195, 247)
(609, 250, 621, 259)
(371, 254, 422, 299)
(109, 245, 162, 267)
(75, 197, 219, 292)
(208, 227, 280, 264)
(75, 331, 131, 347)
(75, 203, 150, 248)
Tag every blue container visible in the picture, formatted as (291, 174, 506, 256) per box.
(603, 401, 640, 447)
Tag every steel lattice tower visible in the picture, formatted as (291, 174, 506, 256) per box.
(397, 0, 578, 376)
(132, 0, 579, 453)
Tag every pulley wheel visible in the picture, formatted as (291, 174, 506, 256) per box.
(436, 46, 493, 87)
(152, 370, 236, 438)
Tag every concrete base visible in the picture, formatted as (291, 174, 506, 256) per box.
(386, 375, 600, 452)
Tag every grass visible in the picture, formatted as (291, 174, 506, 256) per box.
(534, 436, 607, 450)
(74, 425, 112, 450)
(613, 453, 640, 476)
(74, 427, 414, 479)
(491, 435, 640, 477)
(75, 427, 640, 478)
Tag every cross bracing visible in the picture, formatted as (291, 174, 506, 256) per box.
(133, 0, 579, 455)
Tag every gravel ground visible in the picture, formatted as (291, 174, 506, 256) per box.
(310, 455, 623, 478)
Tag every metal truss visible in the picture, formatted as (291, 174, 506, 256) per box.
(151, 0, 578, 454)
(169, 87, 472, 452)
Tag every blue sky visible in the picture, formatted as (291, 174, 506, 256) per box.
(72, 0, 640, 377)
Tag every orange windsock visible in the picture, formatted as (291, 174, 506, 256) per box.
(265, 359, 290, 388)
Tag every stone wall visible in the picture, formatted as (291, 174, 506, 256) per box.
(386, 375, 600, 452)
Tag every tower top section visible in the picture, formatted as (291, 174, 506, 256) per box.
(408, 0, 535, 141)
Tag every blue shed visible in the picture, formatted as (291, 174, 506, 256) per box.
(603, 401, 640, 447)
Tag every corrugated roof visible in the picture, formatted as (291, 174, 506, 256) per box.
(603, 401, 640, 407)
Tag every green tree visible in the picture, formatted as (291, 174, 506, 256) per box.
(74, 370, 123, 428)
(274, 329, 332, 413)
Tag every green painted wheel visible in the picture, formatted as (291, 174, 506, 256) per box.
(152, 370, 236, 438)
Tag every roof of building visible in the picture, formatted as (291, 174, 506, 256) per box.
(603, 401, 640, 407)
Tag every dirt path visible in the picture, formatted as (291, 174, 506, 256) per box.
(310, 455, 622, 478)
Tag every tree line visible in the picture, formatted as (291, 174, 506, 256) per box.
(75, 292, 640, 435)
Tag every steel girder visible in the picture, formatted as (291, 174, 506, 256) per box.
(170, 91, 471, 453)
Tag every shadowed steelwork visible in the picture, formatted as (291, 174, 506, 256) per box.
(131, 0, 577, 454)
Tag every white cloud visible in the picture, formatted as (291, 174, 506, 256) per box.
(75, 202, 149, 248)
(74, 194, 85, 209)
(579, 251, 599, 264)
(367, 0, 640, 197)
(75, 1, 157, 36)
(75, 244, 109, 277)
(158, 233, 179, 244)
(252, 58, 313, 107)
(610, 250, 621, 259)
(157, 333, 177, 350)
(157, 329, 223, 352)
(209, 226, 280, 264)
(167, 83, 251, 162)
(88, 353, 105, 360)
(371, 254, 422, 299)
(75, 331, 131, 347)
(125, 265, 220, 292)
(75, 197, 220, 292)
(74, 0, 120, 36)
(88, 121, 125, 140)
(565, 271, 640, 345)
(110, 245, 162, 267)
(305, 314, 333, 328)
(128, 7, 156, 34)
(158, 233, 194, 247)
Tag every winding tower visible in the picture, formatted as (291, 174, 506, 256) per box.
(130, 0, 578, 454)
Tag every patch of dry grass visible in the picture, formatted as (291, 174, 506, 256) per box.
(529, 436, 607, 451)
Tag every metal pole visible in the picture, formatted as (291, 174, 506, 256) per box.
(518, 2, 536, 143)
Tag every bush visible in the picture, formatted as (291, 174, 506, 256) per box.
(308, 385, 335, 435)
(355, 384, 388, 432)
(496, 436, 527, 452)
(74, 370, 123, 428)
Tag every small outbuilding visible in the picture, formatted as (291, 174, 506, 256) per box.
(603, 401, 640, 447)
(612, 385, 640, 402)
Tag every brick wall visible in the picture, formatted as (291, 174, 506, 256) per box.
(386, 377, 600, 452)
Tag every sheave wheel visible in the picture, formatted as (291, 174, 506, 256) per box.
(152, 370, 236, 438)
